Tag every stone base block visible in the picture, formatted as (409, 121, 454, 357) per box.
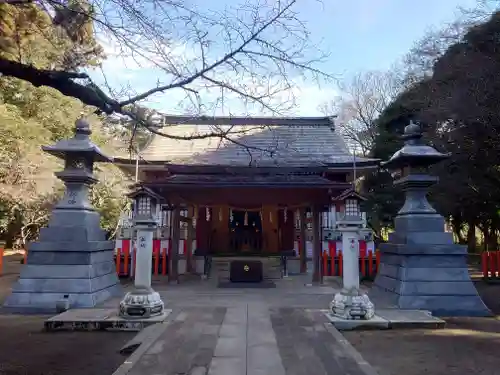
(3, 283, 123, 314)
(45, 308, 172, 331)
(119, 287, 164, 319)
(330, 291, 375, 320)
(370, 284, 491, 317)
(321, 308, 445, 330)
(372, 251, 492, 317)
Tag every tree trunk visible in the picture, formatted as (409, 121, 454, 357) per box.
(487, 222, 499, 252)
(467, 221, 477, 253)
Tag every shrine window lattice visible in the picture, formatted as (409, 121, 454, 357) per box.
(137, 197, 151, 215)
(345, 199, 360, 216)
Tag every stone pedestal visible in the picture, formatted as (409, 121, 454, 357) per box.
(331, 223, 375, 320)
(3, 119, 122, 313)
(371, 122, 491, 317)
(119, 219, 164, 319)
(371, 213, 491, 316)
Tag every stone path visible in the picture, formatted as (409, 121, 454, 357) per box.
(271, 308, 371, 375)
(119, 305, 376, 375)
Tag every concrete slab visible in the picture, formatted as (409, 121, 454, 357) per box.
(207, 357, 245, 375)
(213, 336, 246, 357)
(321, 308, 446, 330)
(120, 323, 164, 355)
(44, 308, 172, 331)
(376, 308, 446, 329)
(322, 310, 389, 330)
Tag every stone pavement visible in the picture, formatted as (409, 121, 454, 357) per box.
(114, 304, 378, 375)
(107, 276, 385, 375)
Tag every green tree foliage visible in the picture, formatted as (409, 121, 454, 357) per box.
(364, 9, 500, 251)
(0, 3, 129, 246)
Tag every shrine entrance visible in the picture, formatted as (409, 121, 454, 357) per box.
(229, 210, 263, 254)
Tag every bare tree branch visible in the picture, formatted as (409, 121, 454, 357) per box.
(320, 70, 404, 155)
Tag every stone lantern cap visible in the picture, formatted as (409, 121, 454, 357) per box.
(333, 187, 367, 203)
(381, 121, 450, 171)
(42, 118, 111, 163)
(127, 185, 164, 202)
(333, 187, 366, 225)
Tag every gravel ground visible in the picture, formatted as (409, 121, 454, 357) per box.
(0, 255, 134, 375)
(344, 280, 500, 375)
(2, 253, 500, 375)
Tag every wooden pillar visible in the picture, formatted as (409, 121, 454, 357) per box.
(170, 206, 180, 282)
(262, 205, 279, 252)
(312, 207, 322, 283)
(186, 206, 194, 273)
(299, 207, 307, 273)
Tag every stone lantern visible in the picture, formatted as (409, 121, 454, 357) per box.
(330, 188, 375, 320)
(4, 118, 121, 311)
(371, 121, 490, 316)
(119, 186, 164, 319)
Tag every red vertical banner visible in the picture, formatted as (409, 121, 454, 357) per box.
(123, 240, 130, 277)
(116, 248, 122, 275)
(489, 251, 496, 279)
(328, 241, 335, 258)
(153, 240, 160, 275)
(375, 250, 381, 274)
(496, 251, 500, 278)
(368, 250, 373, 277)
(331, 245, 337, 276)
(359, 240, 367, 258)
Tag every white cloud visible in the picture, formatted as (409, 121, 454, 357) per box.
(97, 35, 197, 71)
(87, 34, 338, 117)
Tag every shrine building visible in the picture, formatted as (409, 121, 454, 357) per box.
(112, 116, 378, 279)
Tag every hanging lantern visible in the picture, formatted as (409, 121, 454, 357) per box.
(269, 211, 273, 223)
(206, 207, 210, 221)
(219, 208, 222, 222)
(230, 209, 233, 223)
(284, 207, 288, 223)
(252, 221, 256, 227)
(244, 211, 248, 226)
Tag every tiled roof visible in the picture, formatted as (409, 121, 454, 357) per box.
(122, 117, 377, 167)
(152, 173, 349, 187)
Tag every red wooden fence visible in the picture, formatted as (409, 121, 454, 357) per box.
(320, 249, 380, 279)
(481, 251, 500, 279)
(113, 248, 382, 279)
(115, 247, 170, 277)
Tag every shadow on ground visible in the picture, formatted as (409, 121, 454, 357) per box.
(343, 280, 500, 375)
(1, 254, 500, 375)
(0, 255, 134, 375)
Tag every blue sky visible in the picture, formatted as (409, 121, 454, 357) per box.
(95, 0, 480, 116)
(293, 0, 478, 75)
